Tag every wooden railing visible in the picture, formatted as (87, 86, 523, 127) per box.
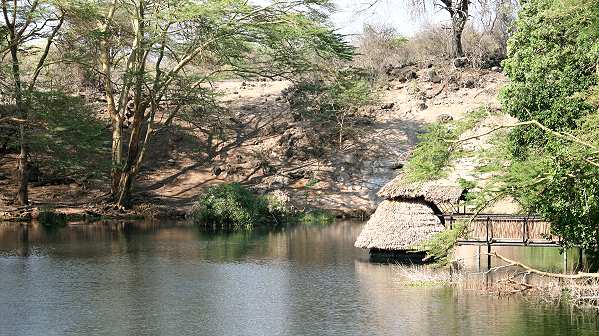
(442, 214, 559, 246)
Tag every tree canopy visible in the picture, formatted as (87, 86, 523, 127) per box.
(496, 0, 599, 256)
(2, 0, 355, 207)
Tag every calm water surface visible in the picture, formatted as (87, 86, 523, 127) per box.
(0, 221, 597, 336)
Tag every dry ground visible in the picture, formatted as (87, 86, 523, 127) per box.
(0, 66, 508, 219)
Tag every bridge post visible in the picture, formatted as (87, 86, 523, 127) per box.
(477, 245, 481, 272)
(563, 249, 568, 274)
(486, 216, 491, 270)
(523, 218, 528, 244)
(486, 217, 490, 243)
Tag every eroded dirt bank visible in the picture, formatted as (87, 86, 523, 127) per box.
(0, 66, 506, 221)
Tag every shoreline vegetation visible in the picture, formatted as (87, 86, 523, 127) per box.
(191, 183, 336, 230)
(395, 252, 599, 311)
(2, 183, 339, 228)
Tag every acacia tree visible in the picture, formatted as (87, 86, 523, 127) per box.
(1, 0, 64, 205)
(435, 0, 469, 58)
(362, 0, 517, 59)
(67, 0, 353, 207)
(410, 0, 506, 58)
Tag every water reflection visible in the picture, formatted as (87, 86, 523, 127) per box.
(454, 245, 585, 273)
(0, 221, 597, 336)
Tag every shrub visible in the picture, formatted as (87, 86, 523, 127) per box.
(192, 184, 336, 230)
(287, 67, 377, 150)
(192, 183, 272, 230)
(37, 210, 68, 227)
(263, 190, 295, 220)
(416, 223, 466, 266)
(192, 184, 299, 230)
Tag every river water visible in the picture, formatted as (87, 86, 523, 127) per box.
(0, 220, 597, 336)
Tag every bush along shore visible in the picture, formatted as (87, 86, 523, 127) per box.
(1, 184, 345, 226)
(191, 183, 335, 231)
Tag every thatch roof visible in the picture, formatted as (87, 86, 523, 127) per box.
(354, 199, 444, 250)
(377, 174, 464, 205)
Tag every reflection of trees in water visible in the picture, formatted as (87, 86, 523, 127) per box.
(0, 220, 367, 262)
(283, 221, 366, 265)
(16, 224, 29, 257)
(1, 221, 597, 334)
(193, 220, 367, 263)
(454, 245, 582, 273)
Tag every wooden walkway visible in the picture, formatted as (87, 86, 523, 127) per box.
(442, 214, 560, 247)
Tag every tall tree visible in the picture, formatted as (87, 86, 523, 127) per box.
(498, 0, 599, 258)
(67, 0, 353, 207)
(1, 0, 64, 205)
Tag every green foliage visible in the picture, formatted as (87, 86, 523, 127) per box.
(27, 91, 109, 175)
(192, 183, 274, 231)
(2, 91, 109, 176)
(403, 123, 454, 182)
(481, 114, 599, 254)
(491, 0, 599, 259)
(263, 191, 295, 220)
(288, 68, 378, 148)
(403, 106, 492, 182)
(304, 177, 320, 189)
(457, 178, 476, 191)
(416, 223, 466, 266)
(500, 0, 599, 157)
(296, 209, 335, 226)
(192, 184, 335, 230)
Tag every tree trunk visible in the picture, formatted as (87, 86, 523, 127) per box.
(9, 44, 29, 205)
(116, 112, 143, 207)
(111, 119, 123, 196)
(443, 0, 468, 59)
(16, 123, 28, 205)
(99, 11, 122, 200)
(116, 168, 134, 207)
(115, 0, 146, 208)
(451, 21, 465, 58)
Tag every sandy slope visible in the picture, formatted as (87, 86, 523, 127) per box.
(0, 67, 509, 217)
(136, 68, 507, 215)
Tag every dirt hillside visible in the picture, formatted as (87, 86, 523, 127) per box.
(0, 66, 508, 218)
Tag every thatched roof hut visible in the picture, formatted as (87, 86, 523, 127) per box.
(355, 174, 465, 252)
(377, 174, 465, 205)
(354, 199, 444, 250)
